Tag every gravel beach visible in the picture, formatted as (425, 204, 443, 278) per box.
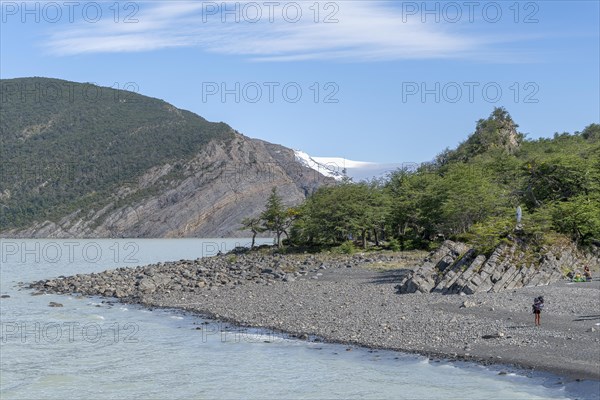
(29, 251, 600, 382)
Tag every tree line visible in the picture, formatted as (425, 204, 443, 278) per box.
(245, 109, 600, 254)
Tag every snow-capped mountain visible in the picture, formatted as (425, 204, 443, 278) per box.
(294, 150, 404, 182)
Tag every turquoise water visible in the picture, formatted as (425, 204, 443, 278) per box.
(0, 239, 596, 399)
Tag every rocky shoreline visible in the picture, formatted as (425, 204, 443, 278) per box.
(28, 249, 600, 382)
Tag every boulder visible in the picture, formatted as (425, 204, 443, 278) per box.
(460, 300, 476, 308)
(138, 278, 157, 293)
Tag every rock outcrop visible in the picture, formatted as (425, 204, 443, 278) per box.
(396, 240, 599, 295)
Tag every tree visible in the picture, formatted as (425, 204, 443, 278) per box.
(436, 162, 509, 236)
(550, 195, 600, 245)
(291, 181, 390, 249)
(239, 216, 265, 248)
(521, 154, 594, 210)
(352, 181, 389, 248)
(581, 123, 600, 141)
(386, 168, 443, 249)
(261, 188, 297, 248)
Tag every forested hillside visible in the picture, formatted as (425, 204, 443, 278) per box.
(0, 77, 332, 238)
(288, 108, 600, 253)
(0, 77, 234, 230)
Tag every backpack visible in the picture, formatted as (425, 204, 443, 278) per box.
(532, 297, 543, 312)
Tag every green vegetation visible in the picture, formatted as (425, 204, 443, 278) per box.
(291, 180, 389, 249)
(260, 188, 299, 248)
(333, 241, 357, 255)
(279, 108, 600, 253)
(0, 77, 234, 230)
(2, 78, 597, 254)
(239, 216, 265, 249)
(240, 188, 299, 249)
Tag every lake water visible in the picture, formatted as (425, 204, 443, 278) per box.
(0, 239, 596, 400)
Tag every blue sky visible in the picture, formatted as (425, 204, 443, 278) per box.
(1, 1, 598, 163)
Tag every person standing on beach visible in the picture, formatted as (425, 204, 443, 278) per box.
(584, 266, 592, 281)
(532, 296, 544, 326)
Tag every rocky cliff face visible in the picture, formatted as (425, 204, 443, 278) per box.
(0, 77, 337, 238)
(2, 134, 334, 238)
(396, 240, 600, 295)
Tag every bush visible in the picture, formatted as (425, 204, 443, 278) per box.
(459, 215, 513, 256)
(387, 238, 401, 251)
(334, 241, 356, 255)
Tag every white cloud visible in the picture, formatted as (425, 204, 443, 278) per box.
(45, 1, 522, 62)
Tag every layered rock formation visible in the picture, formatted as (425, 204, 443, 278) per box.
(396, 240, 599, 295)
(1, 134, 334, 238)
(0, 77, 335, 238)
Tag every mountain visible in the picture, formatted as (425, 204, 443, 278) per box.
(0, 77, 334, 238)
(294, 151, 404, 182)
